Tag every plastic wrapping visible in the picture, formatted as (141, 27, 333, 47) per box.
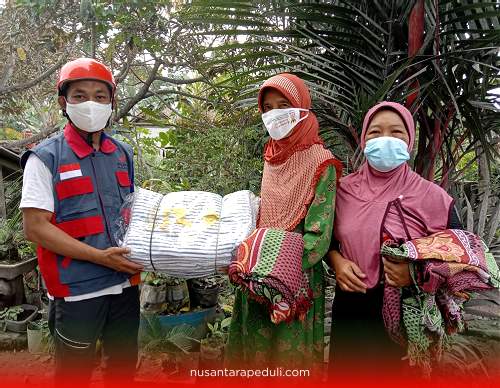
(115, 188, 259, 278)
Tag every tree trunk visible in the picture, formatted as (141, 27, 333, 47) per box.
(476, 145, 491, 238)
(0, 167, 6, 220)
(0, 126, 59, 150)
(90, 20, 97, 59)
(406, 0, 424, 109)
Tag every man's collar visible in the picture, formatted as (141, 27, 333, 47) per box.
(64, 122, 117, 158)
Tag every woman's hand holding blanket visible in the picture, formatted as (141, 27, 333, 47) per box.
(382, 257, 411, 287)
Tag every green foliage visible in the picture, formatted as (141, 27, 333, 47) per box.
(456, 151, 479, 182)
(181, 0, 500, 185)
(191, 275, 223, 290)
(40, 322, 55, 354)
(3, 0, 498, 192)
(0, 306, 23, 321)
(168, 126, 262, 195)
(144, 272, 168, 287)
(491, 159, 500, 192)
(141, 315, 200, 355)
(0, 217, 35, 263)
(202, 316, 231, 347)
(27, 319, 48, 331)
(135, 124, 264, 195)
(0, 127, 23, 140)
(116, 60, 266, 194)
(0, 171, 35, 263)
(207, 317, 231, 338)
(26, 319, 58, 354)
(144, 272, 185, 287)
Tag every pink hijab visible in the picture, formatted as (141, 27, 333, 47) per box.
(334, 102, 454, 289)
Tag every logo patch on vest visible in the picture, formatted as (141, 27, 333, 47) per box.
(117, 154, 128, 170)
(59, 163, 82, 180)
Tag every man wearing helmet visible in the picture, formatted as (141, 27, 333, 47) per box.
(20, 58, 143, 384)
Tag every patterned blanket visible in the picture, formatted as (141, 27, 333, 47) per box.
(228, 228, 312, 324)
(381, 229, 500, 374)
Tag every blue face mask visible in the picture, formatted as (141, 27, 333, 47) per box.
(363, 136, 410, 172)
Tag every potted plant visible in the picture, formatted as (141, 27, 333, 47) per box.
(0, 216, 37, 308)
(27, 319, 54, 353)
(189, 275, 223, 308)
(165, 277, 189, 313)
(0, 304, 38, 333)
(161, 345, 199, 380)
(23, 267, 48, 310)
(199, 317, 231, 368)
(0, 217, 37, 279)
(141, 315, 200, 380)
(27, 320, 48, 354)
(140, 273, 167, 313)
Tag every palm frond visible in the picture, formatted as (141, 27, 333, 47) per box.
(179, 0, 500, 186)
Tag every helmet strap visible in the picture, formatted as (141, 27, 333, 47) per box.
(85, 132, 93, 147)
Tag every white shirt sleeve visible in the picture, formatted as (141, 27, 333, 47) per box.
(20, 153, 55, 213)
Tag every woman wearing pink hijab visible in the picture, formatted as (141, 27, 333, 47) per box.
(328, 102, 461, 372)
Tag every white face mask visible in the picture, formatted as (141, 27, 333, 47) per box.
(261, 108, 309, 140)
(65, 101, 112, 133)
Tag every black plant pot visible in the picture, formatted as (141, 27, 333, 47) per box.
(189, 282, 220, 308)
(4, 304, 38, 333)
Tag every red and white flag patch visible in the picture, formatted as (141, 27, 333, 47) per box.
(59, 163, 82, 180)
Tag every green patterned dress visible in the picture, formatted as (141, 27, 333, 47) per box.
(225, 165, 337, 372)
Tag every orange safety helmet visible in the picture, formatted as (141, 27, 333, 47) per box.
(57, 58, 116, 96)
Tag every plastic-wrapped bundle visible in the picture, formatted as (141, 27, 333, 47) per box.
(116, 188, 259, 278)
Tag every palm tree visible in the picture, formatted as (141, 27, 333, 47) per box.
(180, 0, 500, 185)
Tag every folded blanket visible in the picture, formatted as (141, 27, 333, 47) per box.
(381, 229, 500, 374)
(228, 228, 312, 324)
(116, 188, 259, 278)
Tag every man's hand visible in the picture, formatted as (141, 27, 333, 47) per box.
(329, 250, 367, 293)
(98, 247, 143, 275)
(382, 257, 411, 287)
